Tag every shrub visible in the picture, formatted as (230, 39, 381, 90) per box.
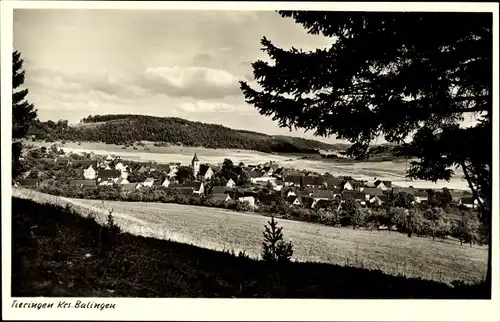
(235, 200, 251, 212)
(317, 208, 341, 227)
(351, 208, 369, 229)
(453, 211, 480, 246)
(261, 216, 294, 263)
(388, 207, 407, 233)
(290, 207, 314, 221)
(407, 208, 425, 237)
(99, 208, 121, 250)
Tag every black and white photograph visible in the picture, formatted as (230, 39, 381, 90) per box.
(2, 1, 499, 320)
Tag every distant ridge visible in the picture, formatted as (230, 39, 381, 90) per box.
(27, 114, 351, 154)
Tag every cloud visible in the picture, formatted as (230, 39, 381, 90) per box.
(140, 65, 247, 99)
(178, 101, 236, 113)
(191, 53, 213, 67)
(26, 67, 150, 99)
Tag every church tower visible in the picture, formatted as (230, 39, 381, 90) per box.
(192, 153, 200, 178)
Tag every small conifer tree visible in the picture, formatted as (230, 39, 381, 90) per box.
(261, 216, 294, 263)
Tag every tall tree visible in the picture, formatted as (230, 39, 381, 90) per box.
(12, 51, 38, 179)
(176, 165, 194, 184)
(13, 51, 37, 139)
(240, 11, 492, 287)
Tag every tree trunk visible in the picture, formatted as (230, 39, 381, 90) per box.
(461, 162, 491, 289)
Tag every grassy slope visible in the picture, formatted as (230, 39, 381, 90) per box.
(13, 189, 488, 286)
(11, 197, 489, 298)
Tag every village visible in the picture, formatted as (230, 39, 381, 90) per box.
(15, 147, 478, 211)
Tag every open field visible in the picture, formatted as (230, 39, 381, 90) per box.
(23, 139, 469, 190)
(12, 196, 488, 298)
(13, 188, 487, 285)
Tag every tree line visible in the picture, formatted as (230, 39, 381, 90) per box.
(26, 114, 338, 154)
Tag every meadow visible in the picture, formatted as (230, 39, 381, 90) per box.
(13, 188, 487, 285)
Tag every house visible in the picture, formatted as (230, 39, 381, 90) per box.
(324, 177, 343, 188)
(226, 178, 236, 188)
(180, 181, 204, 195)
(248, 170, 274, 184)
(369, 194, 390, 206)
(259, 193, 280, 205)
(267, 179, 283, 191)
(161, 178, 171, 188)
(99, 179, 115, 186)
(312, 190, 335, 201)
(105, 154, 120, 163)
(363, 181, 377, 188)
(141, 177, 155, 188)
(113, 161, 126, 172)
(328, 188, 342, 199)
(302, 196, 315, 209)
(284, 175, 303, 186)
(296, 190, 313, 198)
(198, 164, 214, 181)
(302, 175, 321, 187)
(69, 179, 97, 188)
(342, 181, 355, 190)
(374, 180, 393, 191)
(274, 180, 284, 191)
(287, 195, 303, 207)
(314, 199, 332, 210)
(283, 170, 303, 177)
(97, 169, 122, 183)
(262, 166, 274, 176)
(121, 183, 138, 193)
(414, 190, 429, 203)
(392, 186, 415, 196)
(449, 190, 467, 202)
(282, 187, 296, 198)
(72, 160, 98, 169)
(211, 193, 232, 202)
(458, 197, 476, 209)
(273, 168, 285, 177)
(361, 188, 384, 201)
(238, 196, 256, 208)
(18, 179, 38, 187)
(82, 165, 97, 180)
(116, 177, 130, 185)
(168, 162, 181, 172)
(341, 190, 366, 205)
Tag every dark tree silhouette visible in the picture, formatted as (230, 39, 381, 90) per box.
(392, 192, 416, 209)
(176, 165, 194, 184)
(12, 51, 38, 179)
(13, 51, 37, 139)
(240, 11, 492, 287)
(261, 216, 294, 263)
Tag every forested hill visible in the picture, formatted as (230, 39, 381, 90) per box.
(27, 114, 349, 154)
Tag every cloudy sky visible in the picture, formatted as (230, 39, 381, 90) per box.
(13, 9, 350, 143)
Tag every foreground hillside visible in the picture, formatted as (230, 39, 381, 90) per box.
(26, 114, 349, 154)
(13, 189, 488, 286)
(11, 196, 488, 298)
